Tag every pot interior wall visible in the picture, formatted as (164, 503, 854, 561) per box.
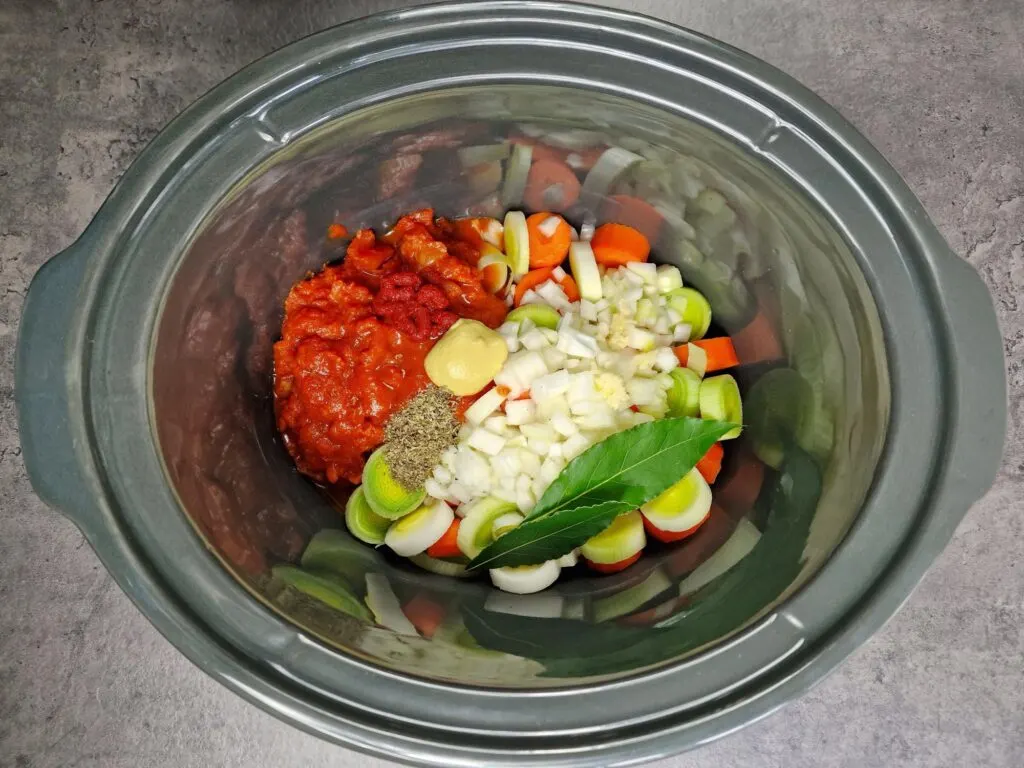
(152, 85, 888, 686)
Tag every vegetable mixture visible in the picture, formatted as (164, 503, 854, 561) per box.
(275, 200, 745, 595)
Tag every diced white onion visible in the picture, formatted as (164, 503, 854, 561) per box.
(538, 215, 563, 238)
(465, 387, 507, 425)
(468, 428, 507, 456)
(505, 399, 538, 425)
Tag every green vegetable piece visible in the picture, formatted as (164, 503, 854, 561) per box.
(699, 375, 743, 440)
(457, 496, 518, 558)
(362, 447, 426, 520)
(593, 568, 672, 623)
(666, 367, 702, 418)
(665, 287, 713, 340)
(272, 565, 372, 621)
(505, 304, 560, 330)
(468, 417, 735, 570)
(580, 510, 646, 564)
(301, 529, 377, 586)
(345, 486, 391, 545)
(745, 367, 813, 468)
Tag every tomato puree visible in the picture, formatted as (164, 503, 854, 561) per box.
(274, 209, 506, 485)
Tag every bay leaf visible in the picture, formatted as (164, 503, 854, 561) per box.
(469, 417, 734, 570)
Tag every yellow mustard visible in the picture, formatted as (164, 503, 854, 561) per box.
(425, 319, 508, 396)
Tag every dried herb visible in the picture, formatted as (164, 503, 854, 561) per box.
(385, 385, 459, 490)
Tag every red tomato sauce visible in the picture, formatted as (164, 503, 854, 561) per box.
(274, 209, 506, 485)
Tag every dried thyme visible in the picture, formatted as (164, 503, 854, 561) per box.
(384, 385, 459, 490)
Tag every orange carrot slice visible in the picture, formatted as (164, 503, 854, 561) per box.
(402, 594, 446, 639)
(691, 337, 740, 372)
(513, 267, 579, 306)
(526, 212, 572, 268)
(673, 345, 689, 367)
(591, 222, 651, 266)
(425, 519, 461, 559)
(557, 273, 580, 302)
(601, 195, 664, 243)
(731, 309, 784, 365)
(696, 442, 725, 484)
(327, 223, 349, 240)
(513, 267, 554, 306)
(716, 452, 765, 514)
(523, 159, 581, 213)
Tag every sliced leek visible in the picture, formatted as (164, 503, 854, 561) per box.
(457, 496, 518, 558)
(641, 468, 712, 532)
(666, 287, 712, 340)
(384, 499, 454, 557)
(666, 367, 702, 418)
(362, 447, 426, 520)
(409, 552, 472, 578)
(581, 510, 646, 564)
(699, 374, 743, 439)
(503, 210, 531, 278)
(345, 486, 391, 546)
(501, 144, 532, 207)
(490, 560, 561, 594)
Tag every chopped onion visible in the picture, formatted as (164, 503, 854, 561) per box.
(468, 428, 507, 456)
(465, 387, 507, 425)
(626, 261, 658, 284)
(538, 215, 563, 238)
(505, 399, 538, 426)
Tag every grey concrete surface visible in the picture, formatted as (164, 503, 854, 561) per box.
(1, 0, 1022, 766)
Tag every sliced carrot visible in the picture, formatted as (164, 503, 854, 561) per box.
(600, 195, 664, 243)
(402, 594, 446, 639)
(673, 345, 689, 367)
(696, 442, 725, 485)
(642, 513, 708, 544)
(585, 550, 643, 574)
(523, 159, 581, 213)
(425, 519, 461, 559)
(731, 309, 784, 365)
(510, 135, 565, 164)
(512, 268, 578, 306)
(557, 273, 580, 302)
(591, 223, 651, 266)
(513, 267, 554, 306)
(327, 223, 349, 240)
(716, 451, 766, 514)
(691, 337, 739, 372)
(526, 212, 572, 268)
(510, 136, 605, 171)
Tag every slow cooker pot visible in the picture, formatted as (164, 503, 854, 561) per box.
(15, 3, 1005, 766)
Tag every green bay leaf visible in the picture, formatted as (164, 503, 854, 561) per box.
(469, 499, 633, 570)
(469, 417, 734, 570)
